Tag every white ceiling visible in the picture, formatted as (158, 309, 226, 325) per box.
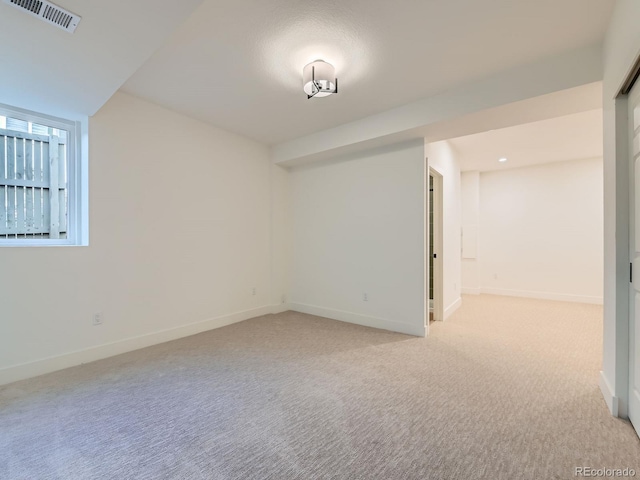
(449, 109, 603, 172)
(0, 0, 204, 120)
(0, 0, 614, 145)
(121, 0, 614, 145)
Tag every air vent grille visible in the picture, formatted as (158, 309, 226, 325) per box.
(42, 4, 72, 28)
(3, 0, 81, 33)
(10, 0, 42, 14)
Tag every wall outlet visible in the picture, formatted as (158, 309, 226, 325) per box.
(92, 313, 103, 326)
(493, 273, 498, 280)
(363, 293, 368, 302)
(251, 287, 257, 296)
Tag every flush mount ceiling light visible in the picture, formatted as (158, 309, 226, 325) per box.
(303, 60, 338, 99)
(498, 157, 508, 163)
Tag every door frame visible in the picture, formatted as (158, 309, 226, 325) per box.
(627, 75, 640, 436)
(426, 164, 444, 330)
(605, 52, 640, 422)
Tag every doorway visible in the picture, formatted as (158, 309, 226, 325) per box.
(428, 167, 444, 328)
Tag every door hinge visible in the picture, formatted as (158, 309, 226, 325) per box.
(631, 262, 633, 283)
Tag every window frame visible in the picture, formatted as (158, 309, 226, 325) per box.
(0, 102, 88, 247)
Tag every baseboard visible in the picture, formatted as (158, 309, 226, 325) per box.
(0, 305, 279, 386)
(599, 371, 619, 417)
(480, 288, 603, 305)
(288, 302, 425, 337)
(461, 287, 481, 295)
(444, 297, 462, 320)
(270, 303, 291, 315)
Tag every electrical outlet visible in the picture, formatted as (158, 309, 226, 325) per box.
(493, 273, 498, 280)
(92, 313, 103, 326)
(363, 293, 368, 302)
(251, 287, 257, 296)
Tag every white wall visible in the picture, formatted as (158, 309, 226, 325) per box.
(270, 163, 292, 309)
(426, 141, 463, 318)
(463, 158, 603, 304)
(601, 0, 640, 417)
(0, 92, 276, 384)
(288, 140, 426, 336)
(461, 171, 480, 294)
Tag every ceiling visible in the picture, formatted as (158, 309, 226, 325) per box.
(0, 0, 614, 145)
(121, 0, 615, 145)
(449, 109, 603, 172)
(0, 0, 204, 120)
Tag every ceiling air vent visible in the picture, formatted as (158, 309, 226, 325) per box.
(3, 0, 81, 33)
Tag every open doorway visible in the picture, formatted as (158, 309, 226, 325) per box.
(428, 167, 444, 327)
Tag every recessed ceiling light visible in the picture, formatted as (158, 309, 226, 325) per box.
(498, 157, 508, 163)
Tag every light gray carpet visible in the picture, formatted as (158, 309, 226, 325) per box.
(1, 295, 639, 479)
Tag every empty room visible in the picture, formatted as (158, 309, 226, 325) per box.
(2, 1, 640, 479)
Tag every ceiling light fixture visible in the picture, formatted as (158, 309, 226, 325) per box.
(303, 60, 338, 99)
(498, 157, 508, 163)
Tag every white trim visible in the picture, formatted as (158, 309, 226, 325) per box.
(461, 287, 481, 295)
(423, 156, 428, 333)
(600, 371, 620, 417)
(289, 302, 425, 337)
(444, 297, 462, 320)
(0, 305, 278, 386)
(429, 165, 445, 323)
(0, 102, 88, 247)
(270, 303, 291, 315)
(479, 288, 603, 305)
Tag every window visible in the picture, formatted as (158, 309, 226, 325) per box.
(0, 103, 87, 246)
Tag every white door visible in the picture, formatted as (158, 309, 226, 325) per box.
(629, 79, 640, 437)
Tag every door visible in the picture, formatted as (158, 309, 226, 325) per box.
(629, 78, 640, 436)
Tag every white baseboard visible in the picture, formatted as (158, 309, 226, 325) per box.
(270, 303, 291, 315)
(599, 371, 619, 417)
(479, 288, 603, 305)
(288, 302, 425, 337)
(444, 297, 462, 320)
(0, 305, 282, 386)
